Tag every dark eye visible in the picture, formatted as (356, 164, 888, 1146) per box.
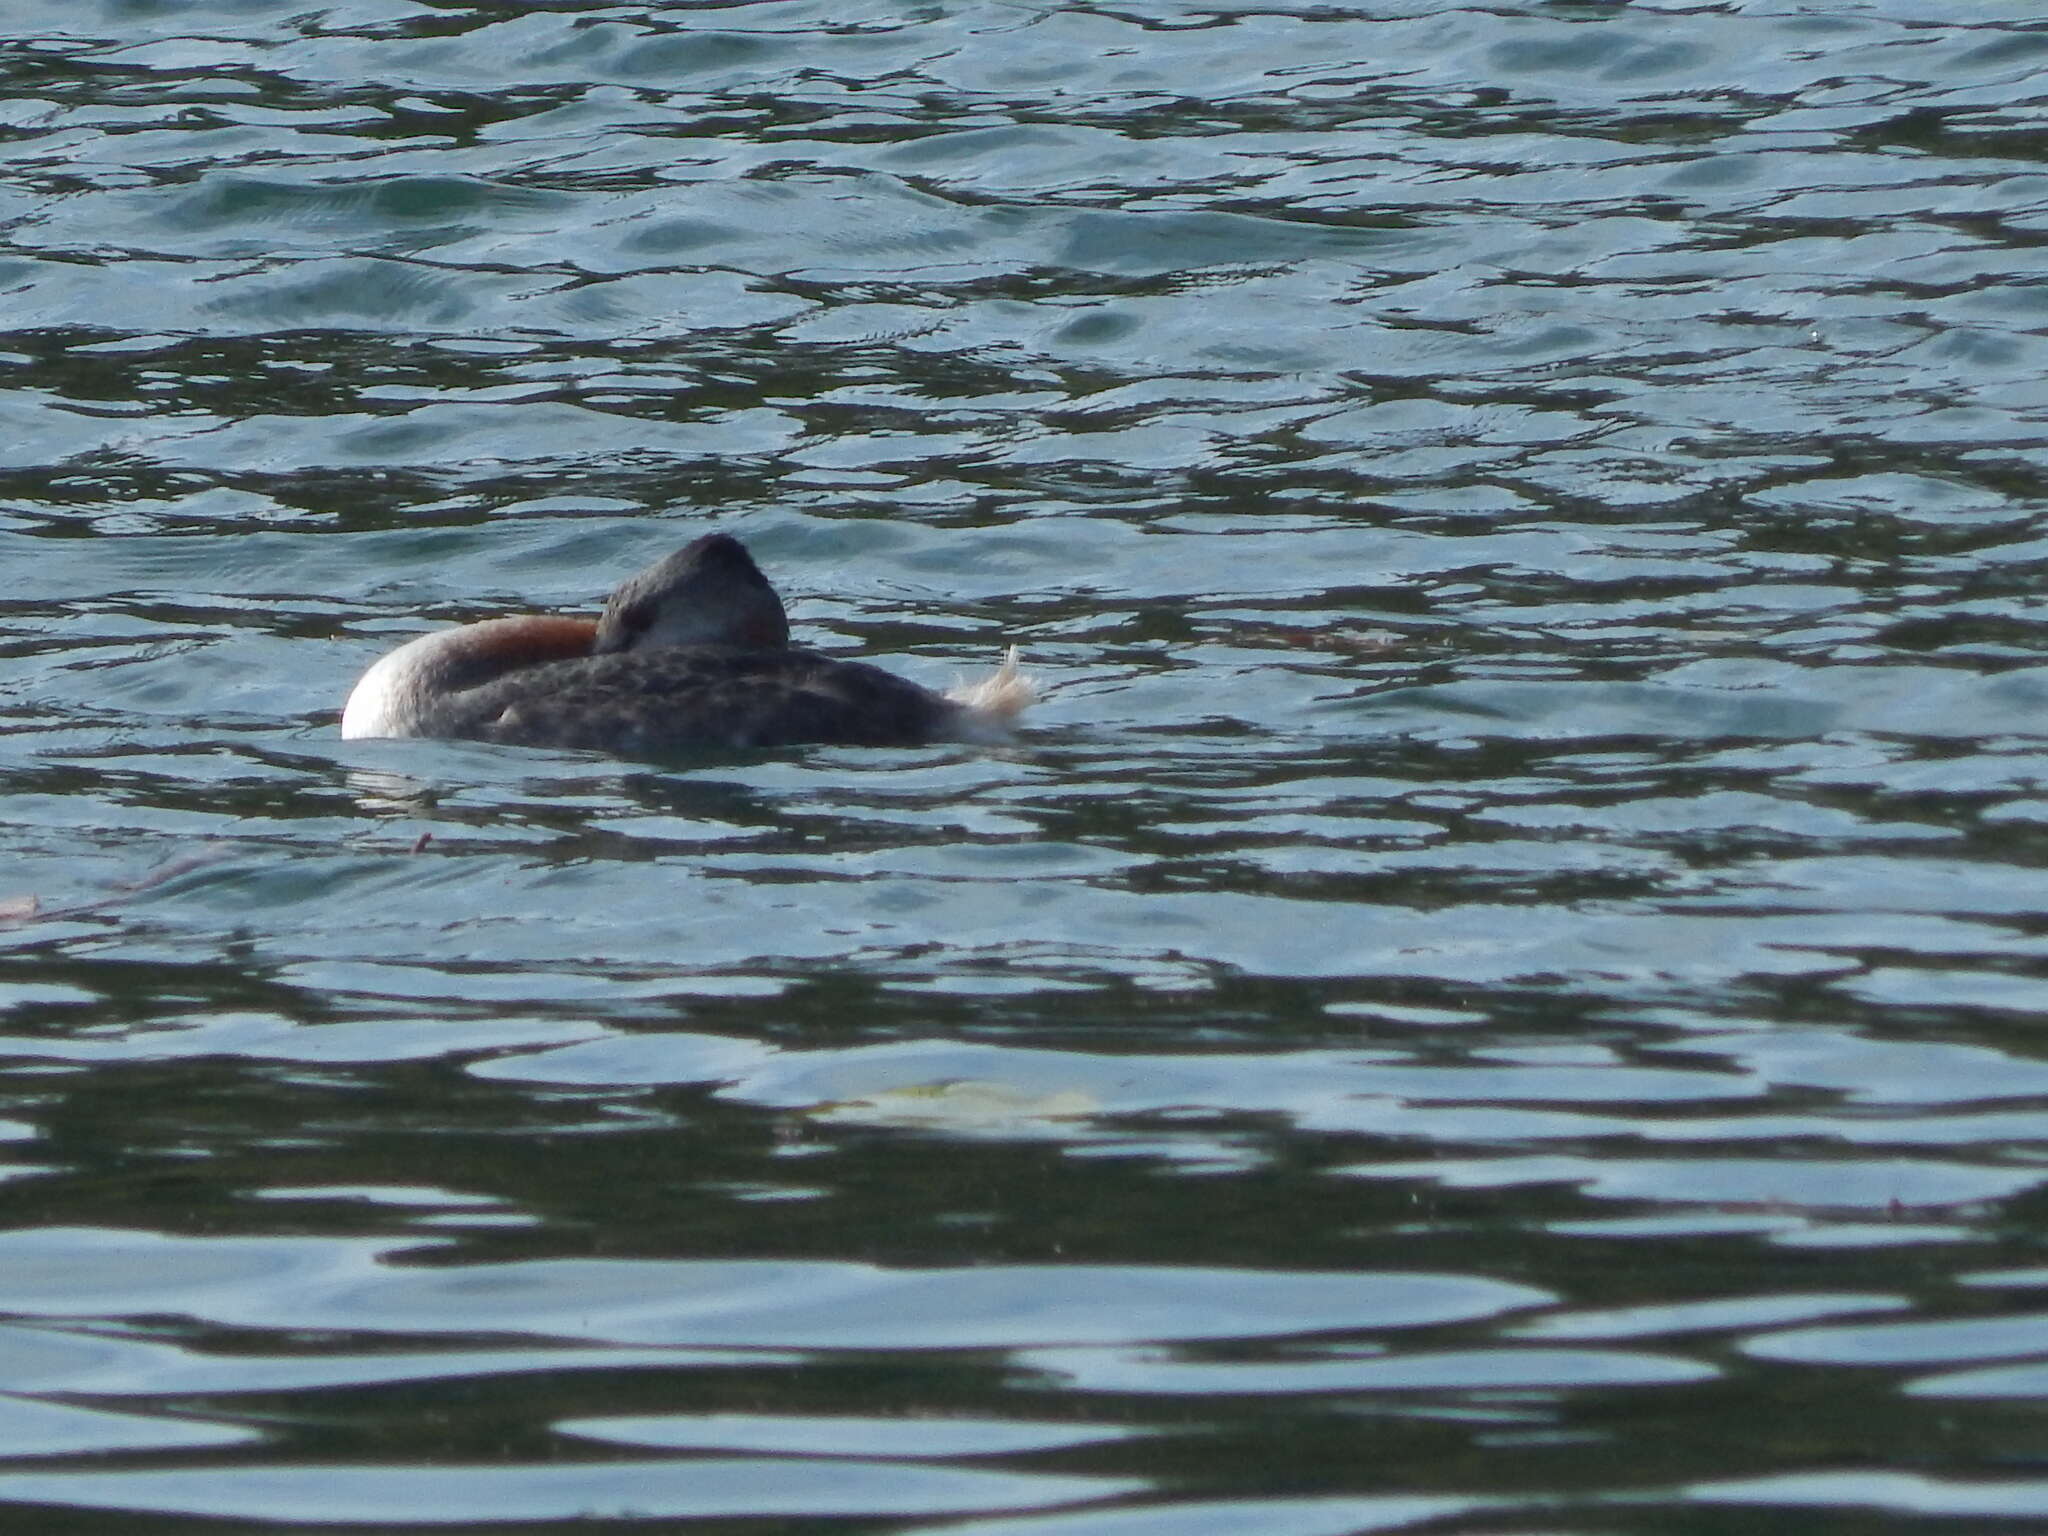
(594, 598, 650, 655)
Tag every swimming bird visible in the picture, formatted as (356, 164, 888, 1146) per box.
(341, 534, 1033, 757)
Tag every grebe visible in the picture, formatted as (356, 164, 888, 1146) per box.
(341, 534, 1033, 757)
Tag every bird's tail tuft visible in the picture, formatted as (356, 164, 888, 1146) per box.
(945, 646, 1037, 738)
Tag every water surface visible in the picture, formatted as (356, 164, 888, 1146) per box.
(4, 2, 2048, 1532)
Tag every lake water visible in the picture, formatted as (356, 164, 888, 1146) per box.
(4, 0, 2048, 1531)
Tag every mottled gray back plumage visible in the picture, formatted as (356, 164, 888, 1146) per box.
(412, 645, 964, 755)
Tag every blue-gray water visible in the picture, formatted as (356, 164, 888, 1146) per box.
(3, 1, 2048, 1531)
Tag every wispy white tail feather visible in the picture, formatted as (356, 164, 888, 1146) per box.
(945, 646, 1036, 738)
